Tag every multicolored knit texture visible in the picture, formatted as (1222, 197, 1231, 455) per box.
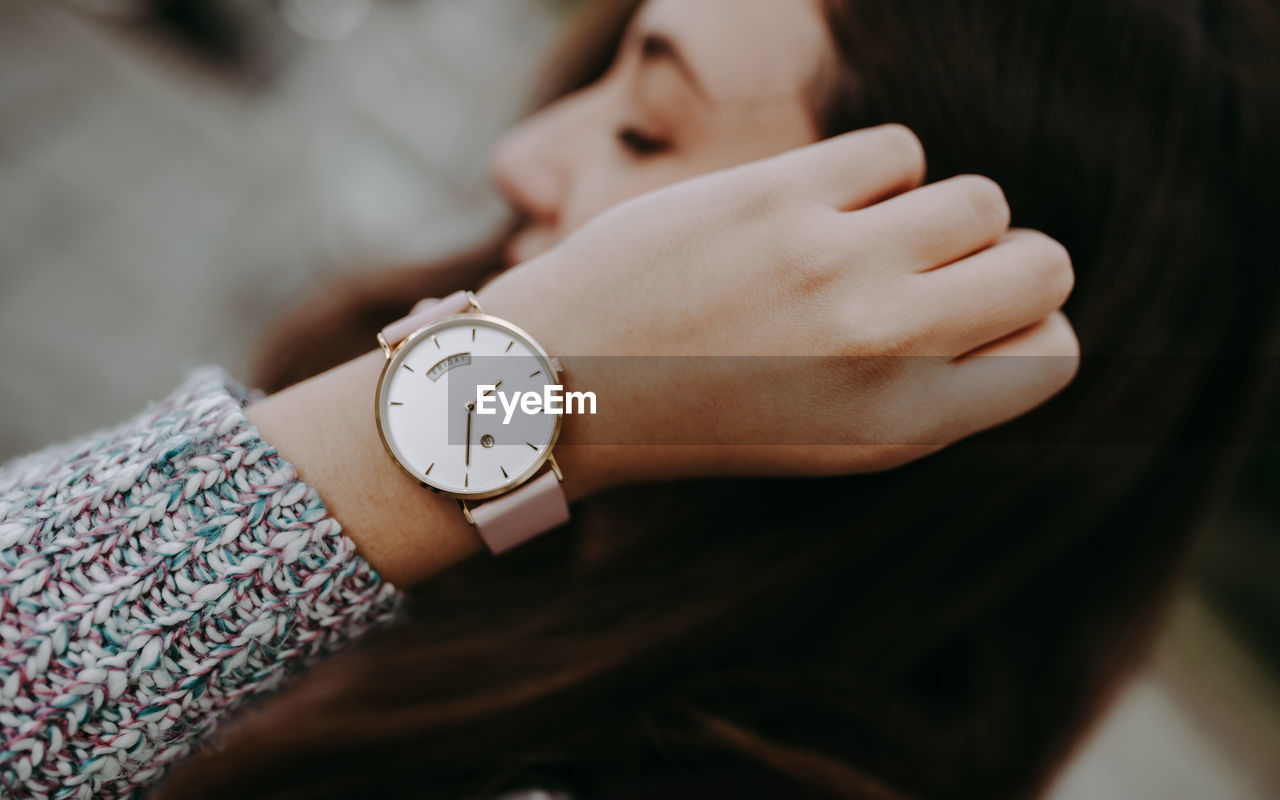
(0, 366, 407, 799)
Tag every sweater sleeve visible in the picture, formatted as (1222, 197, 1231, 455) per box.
(0, 366, 407, 800)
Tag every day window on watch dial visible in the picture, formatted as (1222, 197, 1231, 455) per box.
(427, 352, 471, 382)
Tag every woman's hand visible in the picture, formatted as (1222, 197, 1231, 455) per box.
(248, 123, 1077, 587)
(476, 124, 1079, 497)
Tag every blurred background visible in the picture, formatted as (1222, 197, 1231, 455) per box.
(0, 2, 1276, 798)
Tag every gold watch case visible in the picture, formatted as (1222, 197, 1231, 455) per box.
(373, 304, 564, 503)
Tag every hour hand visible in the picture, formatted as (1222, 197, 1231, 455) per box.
(465, 381, 499, 412)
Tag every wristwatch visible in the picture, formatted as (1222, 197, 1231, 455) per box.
(373, 290, 569, 554)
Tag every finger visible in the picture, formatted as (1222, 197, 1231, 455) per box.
(914, 229, 1075, 355)
(852, 174, 1011, 272)
(770, 124, 926, 211)
(933, 311, 1080, 443)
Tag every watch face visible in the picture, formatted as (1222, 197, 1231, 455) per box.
(375, 313, 562, 499)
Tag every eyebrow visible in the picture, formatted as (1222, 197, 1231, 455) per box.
(637, 31, 712, 102)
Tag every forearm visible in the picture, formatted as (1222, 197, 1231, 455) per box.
(0, 368, 404, 799)
(243, 337, 605, 591)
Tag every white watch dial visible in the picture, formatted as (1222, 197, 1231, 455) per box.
(376, 314, 560, 498)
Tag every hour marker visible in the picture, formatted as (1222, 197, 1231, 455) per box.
(471, 328, 476, 341)
(402, 364, 414, 372)
(526, 442, 538, 450)
(500, 465, 508, 478)
(464, 473, 469, 488)
(432, 335, 441, 349)
(425, 463, 434, 476)
(390, 401, 404, 406)
(505, 341, 514, 352)
(529, 370, 541, 378)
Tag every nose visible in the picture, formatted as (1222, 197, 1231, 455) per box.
(490, 112, 567, 227)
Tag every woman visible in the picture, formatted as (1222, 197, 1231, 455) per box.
(2, 1, 1276, 799)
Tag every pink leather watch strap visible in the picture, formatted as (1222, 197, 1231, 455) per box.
(381, 291, 570, 555)
(469, 469, 570, 554)
(380, 290, 472, 347)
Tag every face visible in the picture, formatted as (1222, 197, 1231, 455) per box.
(491, 0, 831, 268)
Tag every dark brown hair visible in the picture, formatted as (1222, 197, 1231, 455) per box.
(161, 1, 1280, 798)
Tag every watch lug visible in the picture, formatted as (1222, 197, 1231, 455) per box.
(464, 290, 483, 314)
(547, 453, 564, 482)
(459, 500, 476, 526)
(377, 332, 392, 359)
(551, 357, 563, 377)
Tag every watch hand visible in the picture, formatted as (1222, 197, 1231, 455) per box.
(463, 382, 498, 468)
(466, 383, 497, 412)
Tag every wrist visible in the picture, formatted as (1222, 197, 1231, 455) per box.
(246, 349, 484, 590)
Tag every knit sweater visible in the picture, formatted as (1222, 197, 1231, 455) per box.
(0, 366, 407, 799)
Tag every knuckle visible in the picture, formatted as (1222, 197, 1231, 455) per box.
(1047, 241, 1076, 302)
(835, 313, 918, 361)
(876, 124, 927, 184)
(786, 246, 835, 297)
(780, 216, 841, 297)
(1021, 232, 1075, 305)
(1049, 311, 1082, 360)
(1041, 312, 1082, 387)
(736, 178, 792, 221)
(956, 174, 1011, 231)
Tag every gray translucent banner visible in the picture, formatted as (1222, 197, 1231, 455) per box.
(434, 355, 1279, 446)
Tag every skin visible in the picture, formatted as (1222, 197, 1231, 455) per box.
(247, 0, 1079, 589)
(494, 0, 829, 268)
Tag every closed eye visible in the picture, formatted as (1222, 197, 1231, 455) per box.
(617, 127, 671, 157)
